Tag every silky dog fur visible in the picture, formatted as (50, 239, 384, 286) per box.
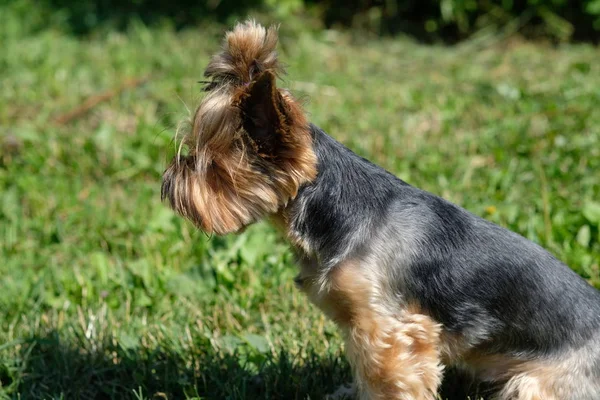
(162, 20, 600, 400)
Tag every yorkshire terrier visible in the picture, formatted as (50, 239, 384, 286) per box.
(162, 21, 600, 400)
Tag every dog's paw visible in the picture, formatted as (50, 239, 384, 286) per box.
(325, 383, 356, 400)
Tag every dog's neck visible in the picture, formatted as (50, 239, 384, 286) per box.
(277, 124, 406, 268)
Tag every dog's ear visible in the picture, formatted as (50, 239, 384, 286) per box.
(239, 71, 289, 157)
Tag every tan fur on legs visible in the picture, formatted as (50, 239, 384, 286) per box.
(458, 349, 600, 400)
(298, 262, 444, 400)
(493, 356, 598, 400)
(346, 311, 443, 400)
(497, 372, 558, 400)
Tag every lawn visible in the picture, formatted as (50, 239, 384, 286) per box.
(1, 8, 599, 400)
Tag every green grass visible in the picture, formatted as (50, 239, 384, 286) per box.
(1, 8, 600, 399)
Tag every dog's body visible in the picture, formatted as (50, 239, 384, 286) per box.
(290, 125, 600, 399)
(162, 21, 600, 399)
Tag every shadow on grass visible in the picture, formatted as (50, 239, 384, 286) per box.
(4, 332, 494, 399)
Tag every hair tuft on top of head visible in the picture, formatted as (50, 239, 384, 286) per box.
(204, 20, 283, 89)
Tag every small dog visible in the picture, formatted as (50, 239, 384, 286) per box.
(162, 21, 600, 400)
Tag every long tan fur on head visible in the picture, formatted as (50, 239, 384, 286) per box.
(161, 20, 317, 235)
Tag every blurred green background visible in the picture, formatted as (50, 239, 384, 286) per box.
(8, 0, 600, 41)
(1, 0, 599, 399)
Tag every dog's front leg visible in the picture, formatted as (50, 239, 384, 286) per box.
(344, 309, 443, 400)
(303, 262, 444, 400)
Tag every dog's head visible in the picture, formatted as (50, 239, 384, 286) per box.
(161, 21, 317, 235)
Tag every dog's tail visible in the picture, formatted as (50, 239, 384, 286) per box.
(204, 20, 283, 90)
